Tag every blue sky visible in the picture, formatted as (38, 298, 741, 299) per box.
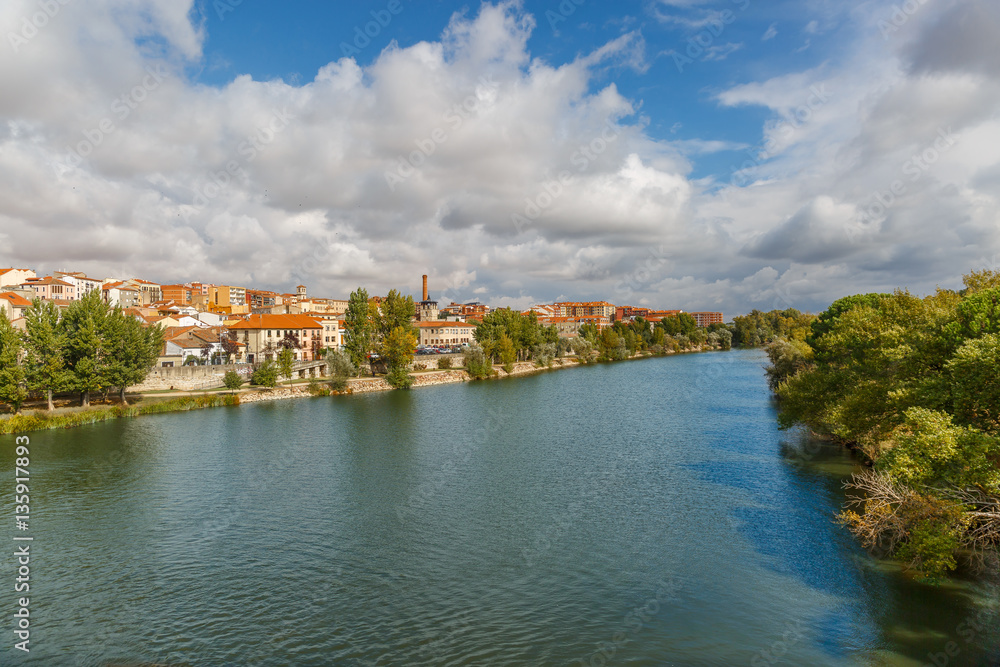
(2, 0, 999, 316)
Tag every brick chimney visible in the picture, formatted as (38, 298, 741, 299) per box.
(422, 275, 428, 302)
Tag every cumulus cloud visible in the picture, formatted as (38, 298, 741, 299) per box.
(0, 0, 998, 318)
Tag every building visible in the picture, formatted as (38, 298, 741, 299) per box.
(441, 302, 490, 321)
(227, 314, 324, 363)
(0, 268, 36, 288)
(21, 276, 74, 301)
(416, 274, 439, 321)
(615, 306, 651, 322)
(161, 284, 197, 305)
(690, 312, 724, 328)
(302, 311, 343, 350)
(415, 321, 475, 347)
(537, 316, 581, 338)
(209, 284, 247, 308)
(549, 301, 617, 318)
(53, 272, 103, 300)
(247, 289, 280, 311)
(122, 279, 162, 306)
(102, 282, 141, 309)
(0, 292, 32, 321)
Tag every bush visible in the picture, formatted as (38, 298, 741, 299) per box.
(413, 363, 427, 371)
(532, 342, 556, 368)
(764, 338, 814, 392)
(570, 338, 594, 363)
(328, 375, 348, 392)
(464, 344, 494, 380)
(250, 360, 278, 388)
(307, 379, 330, 396)
(438, 356, 453, 369)
(223, 371, 243, 393)
(386, 367, 414, 389)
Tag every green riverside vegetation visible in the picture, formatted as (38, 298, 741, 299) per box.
(0, 291, 163, 412)
(0, 394, 240, 435)
(765, 270, 1000, 581)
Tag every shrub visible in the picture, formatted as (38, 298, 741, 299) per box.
(250, 360, 278, 388)
(464, 344, 494, 380)
(307, 379, 330, 396)
(438, 356, 453, 369)
(532, 343, 556, 368)
(223, 371, 243, 393)
(386, 367, 414, 389)
(570, 338, 594, 363)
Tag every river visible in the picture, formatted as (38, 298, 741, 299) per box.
(2, 349, 998, 666)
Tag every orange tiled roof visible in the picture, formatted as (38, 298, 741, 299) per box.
(24, 276, 73, 287)
(414, 321, 474, 328)
(227, 314, 323, 330)
(0, 292, 32, 307)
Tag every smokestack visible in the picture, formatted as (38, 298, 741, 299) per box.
(422, 275, 428, 302)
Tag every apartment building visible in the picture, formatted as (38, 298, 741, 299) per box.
(690, 312, 724, 328)
(227, 314, 324, 363)
(102, 282, 141, 309)
(415, 321, 475, 347)
(0, 268, 36, 288)
(22, 276, 74, 301)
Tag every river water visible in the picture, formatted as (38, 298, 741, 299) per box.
(1, 349, 998, 666)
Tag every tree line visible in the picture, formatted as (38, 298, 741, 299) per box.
(0, 291, 164, 412)
(766, 270, 1000, 581)
(342, 288, 418, 388)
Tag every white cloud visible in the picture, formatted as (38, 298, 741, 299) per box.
(0, 0, 998, 318)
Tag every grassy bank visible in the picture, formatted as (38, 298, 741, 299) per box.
(0, 394, 241, 435)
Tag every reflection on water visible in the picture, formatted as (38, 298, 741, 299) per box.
(1, 349, 998, 666)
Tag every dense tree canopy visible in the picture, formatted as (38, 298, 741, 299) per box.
(0, 292, 162, 411)
(768, 276, 1000, 581)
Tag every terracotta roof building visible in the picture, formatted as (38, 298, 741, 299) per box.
(227, 314, 324, 363)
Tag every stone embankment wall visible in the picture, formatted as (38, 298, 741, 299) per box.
(130, 364, 252, 392)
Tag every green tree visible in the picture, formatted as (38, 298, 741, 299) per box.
(344, 288, 374, 374)
(325, 349, 357, 391)
(0, 311, 27, 413)
(104, 310, 163, 405)
(947, 334, 1000, 433)
(497, 332, 516, 373)
(277, 348, 295, 382)
(251, 360, 278, 387)
(463, 344, 494, 379)
(223, 370, 243, 393)
(382, 325, 418, 388)
(23, 298, 70, 411)
(63, 290, 110, 407)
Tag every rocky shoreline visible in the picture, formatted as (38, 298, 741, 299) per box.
(237, 359, 584, 404)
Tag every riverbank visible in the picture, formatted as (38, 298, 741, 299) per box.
(0, 348, 713, 435)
